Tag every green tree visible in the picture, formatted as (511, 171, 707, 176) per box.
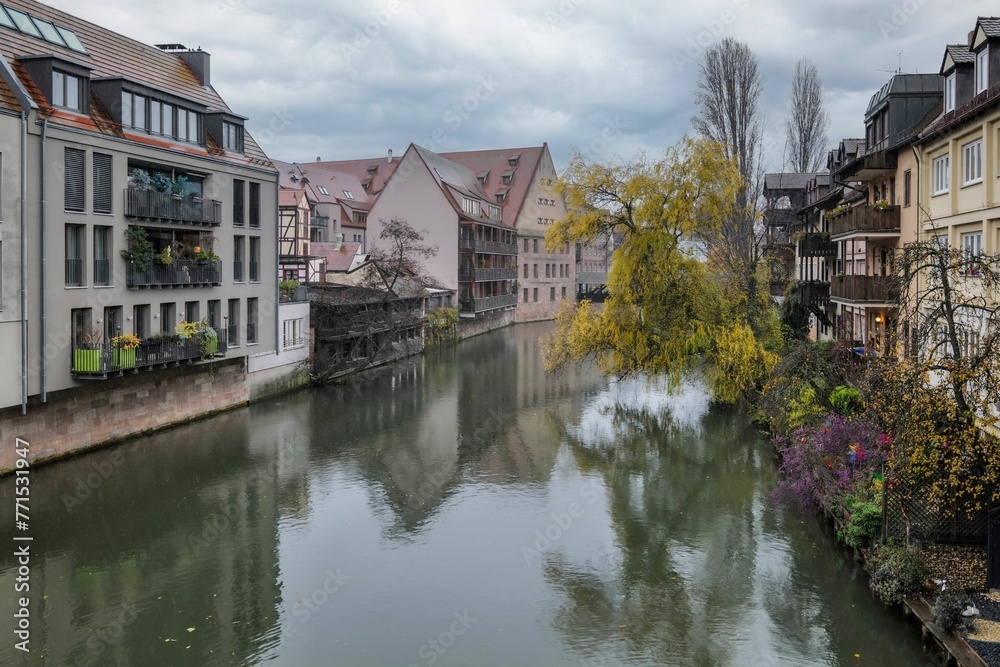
(544, 138, 781, 403)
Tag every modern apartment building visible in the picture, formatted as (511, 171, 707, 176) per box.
(0, 0, 278, 414)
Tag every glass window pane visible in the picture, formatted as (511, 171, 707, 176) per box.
(55, 26, 87, 54)
(150, 100, 161, 134)
(65, 74, 79, 111)
(33, 17, 66, 45)
(53, 71, 65, 107)
(0, 7, 14, 29)
(134, 95, 146, 130)
(7, 8, 41, 36)
(121, 92, 132, 126)
(163, 104, 173, 136)
(188, 113, 197, 142)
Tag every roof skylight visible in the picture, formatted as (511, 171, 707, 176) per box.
(0, 4, 88, 54)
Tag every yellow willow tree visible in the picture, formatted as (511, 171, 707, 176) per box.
(544, 137, 783, 403)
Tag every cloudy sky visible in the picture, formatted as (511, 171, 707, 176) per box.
(44, 0, 998, 172)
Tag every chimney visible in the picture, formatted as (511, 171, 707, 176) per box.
(970, 30, 975, 46)
(316, 156, 321, 161)
(178, 48, 210, 86)
(387, 149, 393, 163)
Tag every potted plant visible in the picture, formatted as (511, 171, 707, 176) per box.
(171, 175, 188, 197)
(128, 168, 152, 190)
(122, 226, 155, 273)
(151, 172, 173, 193)
(279, 278, 300, 302)
(199, 324, 219, 358)
(872, 199, 890, 211)
(73, 325, 104, 373)
(111, 333, 141, 369)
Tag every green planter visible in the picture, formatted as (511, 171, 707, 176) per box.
(73, 348, 102, 372)
(114, 348, 136, 369)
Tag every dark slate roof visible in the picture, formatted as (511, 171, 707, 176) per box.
(946, 44, 975, 65)
(978, 17, 1000, 38)
(763, 172, 820, 192)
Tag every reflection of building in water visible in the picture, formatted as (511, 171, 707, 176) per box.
(0, 411, 282, 667)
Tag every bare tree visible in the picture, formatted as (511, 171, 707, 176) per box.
(784, 58, 830, 173)
(692, 37, 772, 334)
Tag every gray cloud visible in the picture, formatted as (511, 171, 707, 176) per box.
(47, 0, 996, 171)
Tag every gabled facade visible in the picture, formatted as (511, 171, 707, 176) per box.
(0, 0, 279, 411)
(368, 144, 517, 319)
(278, 188, 323, 284)
(274, 159, 370, 251)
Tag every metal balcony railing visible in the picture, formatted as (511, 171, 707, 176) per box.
(71, 335, 227, 378)
(93, 259, 111, 286)
(124, 189, 223, 226)
(65, 258, 83, 286)
(458, 238, 518, 255)
(460, 293, 518, 313)
(458, 267, 518, 282)
(126, 260, 222, 287)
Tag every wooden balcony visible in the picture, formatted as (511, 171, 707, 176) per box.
(829, 205, 900, 239)
(799, 233, 836, 257)
(797, 281, 830, 308)
(458, 267, 518, 282)
(125, 189, 223, 226)
(830, 275, 897, 303)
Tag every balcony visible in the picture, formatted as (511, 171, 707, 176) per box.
(126, 260, 222, 288)
(125, 189, 223, 226)
(71, 336, 227, 379)
(798, 233, 836, 257)
(764, 209, 799, 228)
(65, 258, 83, 286)
(830, 275, 897, 303)
(460, 293, 517, 314)
(797, 281, 830, 308)
(829, 205, 900, 239)
(458, 238, 518, 255)
(458, 267, 518, 282)
(310, 216, 329, 228)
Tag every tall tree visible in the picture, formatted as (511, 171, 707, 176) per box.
(544, 138, 782, 403)
(692, 37, 772, 338)
(784, 58, 830, 173)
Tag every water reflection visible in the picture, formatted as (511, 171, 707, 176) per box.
(0, 322, 933, 666)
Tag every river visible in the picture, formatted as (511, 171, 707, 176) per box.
(0, 321, 935, 666)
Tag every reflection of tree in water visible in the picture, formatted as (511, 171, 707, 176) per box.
(545, 394, 833, 666)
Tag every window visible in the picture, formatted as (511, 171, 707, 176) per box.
(234, 235, 245, 282)
(533, 238, 538, 253)
(488, 204, 501, 221)
(93, 226, 111, 286)
(121, 92, 147, 131)
(342, 190, 354, 200)
(207, 300, 221, 330)
(562, 286, 567, 299)
(247, 298, 258, 344)
(249, 237, 260, 282)
(462, 197, 480, 216)
(533, 264, 538, 278)
(523, 288, 528, 302)
(223, 121, 243, 152)
(317, 185, 330, 196)
(160, 303, 175, 334)
(52, 71, 82, 112)
(945, 73, 956, 112)
(962, 231, 983, 276)
(283, 318, 304, 348)
(523, 238, 529, 252)
(64, 147, 85, 212)
(533, 288, 538, 302)
(249, 182, 260, 228)
(185, 301, 199, 323)
(963, 140, 982, 185)
(227, 299, 240, 346)
(501, 170, 514, 184)
(233, 179, 245, 226)
(933, 155, 949, 195)
(545, 263, 550, 278)
(65, 224, 84, 286)
(977, 47, 989, 94)
(523, 263, 528, 278)
(71, 308, 92, 347)
(133, 304, 150, 339)
(176, 108, 199, 143)
(904, 169, 911, 207)
(550, 287, 555, 301)
(353, 211, 367, 224)
(93, 153, 112, 214)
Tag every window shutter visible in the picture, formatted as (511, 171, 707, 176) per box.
(93, 153, 113, 214)
(64, 147, 85, 212)
(249, 182, 260, 228)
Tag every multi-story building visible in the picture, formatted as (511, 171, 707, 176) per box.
(763, 172, 820, 301)
(368, 143, 518, 321)
(834, 74, 941, 353)
(0, 0, 278, 415)
(273, 159, 371, 251)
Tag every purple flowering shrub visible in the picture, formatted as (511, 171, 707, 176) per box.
(772, 413, 890, 514)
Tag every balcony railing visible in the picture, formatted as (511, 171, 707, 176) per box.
(279, 286, 308, 303)
(458, 238, 518, 255)
(94, 259, 111, 286)
(249, 261, 260, 282)
(126, 260, 222, 288)
(247, 322, 258, 344)
(764, 209, 799, 228)
(460, 293, 517, 314)
(124, 189, 223, 226)
(799, 233, 837, 257)
(829, 205, 900, 238)
(797, 281, 830, 308)
(65, 258, 83, 286)
(830, 275, 897, 303)
(227, 323, 240, 346)
(310, 216, 329, 228)
(71, 335, 227, 378)
(458, 266, 518, 282)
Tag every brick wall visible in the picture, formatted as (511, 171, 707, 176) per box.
(0, 358, 248, 473)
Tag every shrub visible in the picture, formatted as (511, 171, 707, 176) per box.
(931, 591, 976, 634)
(829, 385, 862, 416)
(786, 384, 824, 430)
(867, 541, 927, 605)
(838, 492, 882, 549)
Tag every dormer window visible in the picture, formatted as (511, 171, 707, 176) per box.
(488, 204, 501, 221)
(976, 47, 989, 94)
(477, 170, 489, 184)
(52, 70, 82, 111)
(176, 108, 200, 144)
(121, 91, 148, 130)
(317, 185, 330, 196)
(945, 72, 956, 112)
(501, 170, 514, 184)
(507, 155, 519, 166)
(462, 197, 480, 216)
(223, 121, 243, 152)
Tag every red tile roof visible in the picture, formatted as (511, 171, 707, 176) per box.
(0, 0, 273, 171)
(313, 242, 362, 272)
(0, 72, 21, 112)
(439, 146, 546, 228)
(279, 189, 307, 208)
(310, 155, 403, 196)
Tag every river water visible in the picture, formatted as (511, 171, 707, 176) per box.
(0, 322, 935, 666)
